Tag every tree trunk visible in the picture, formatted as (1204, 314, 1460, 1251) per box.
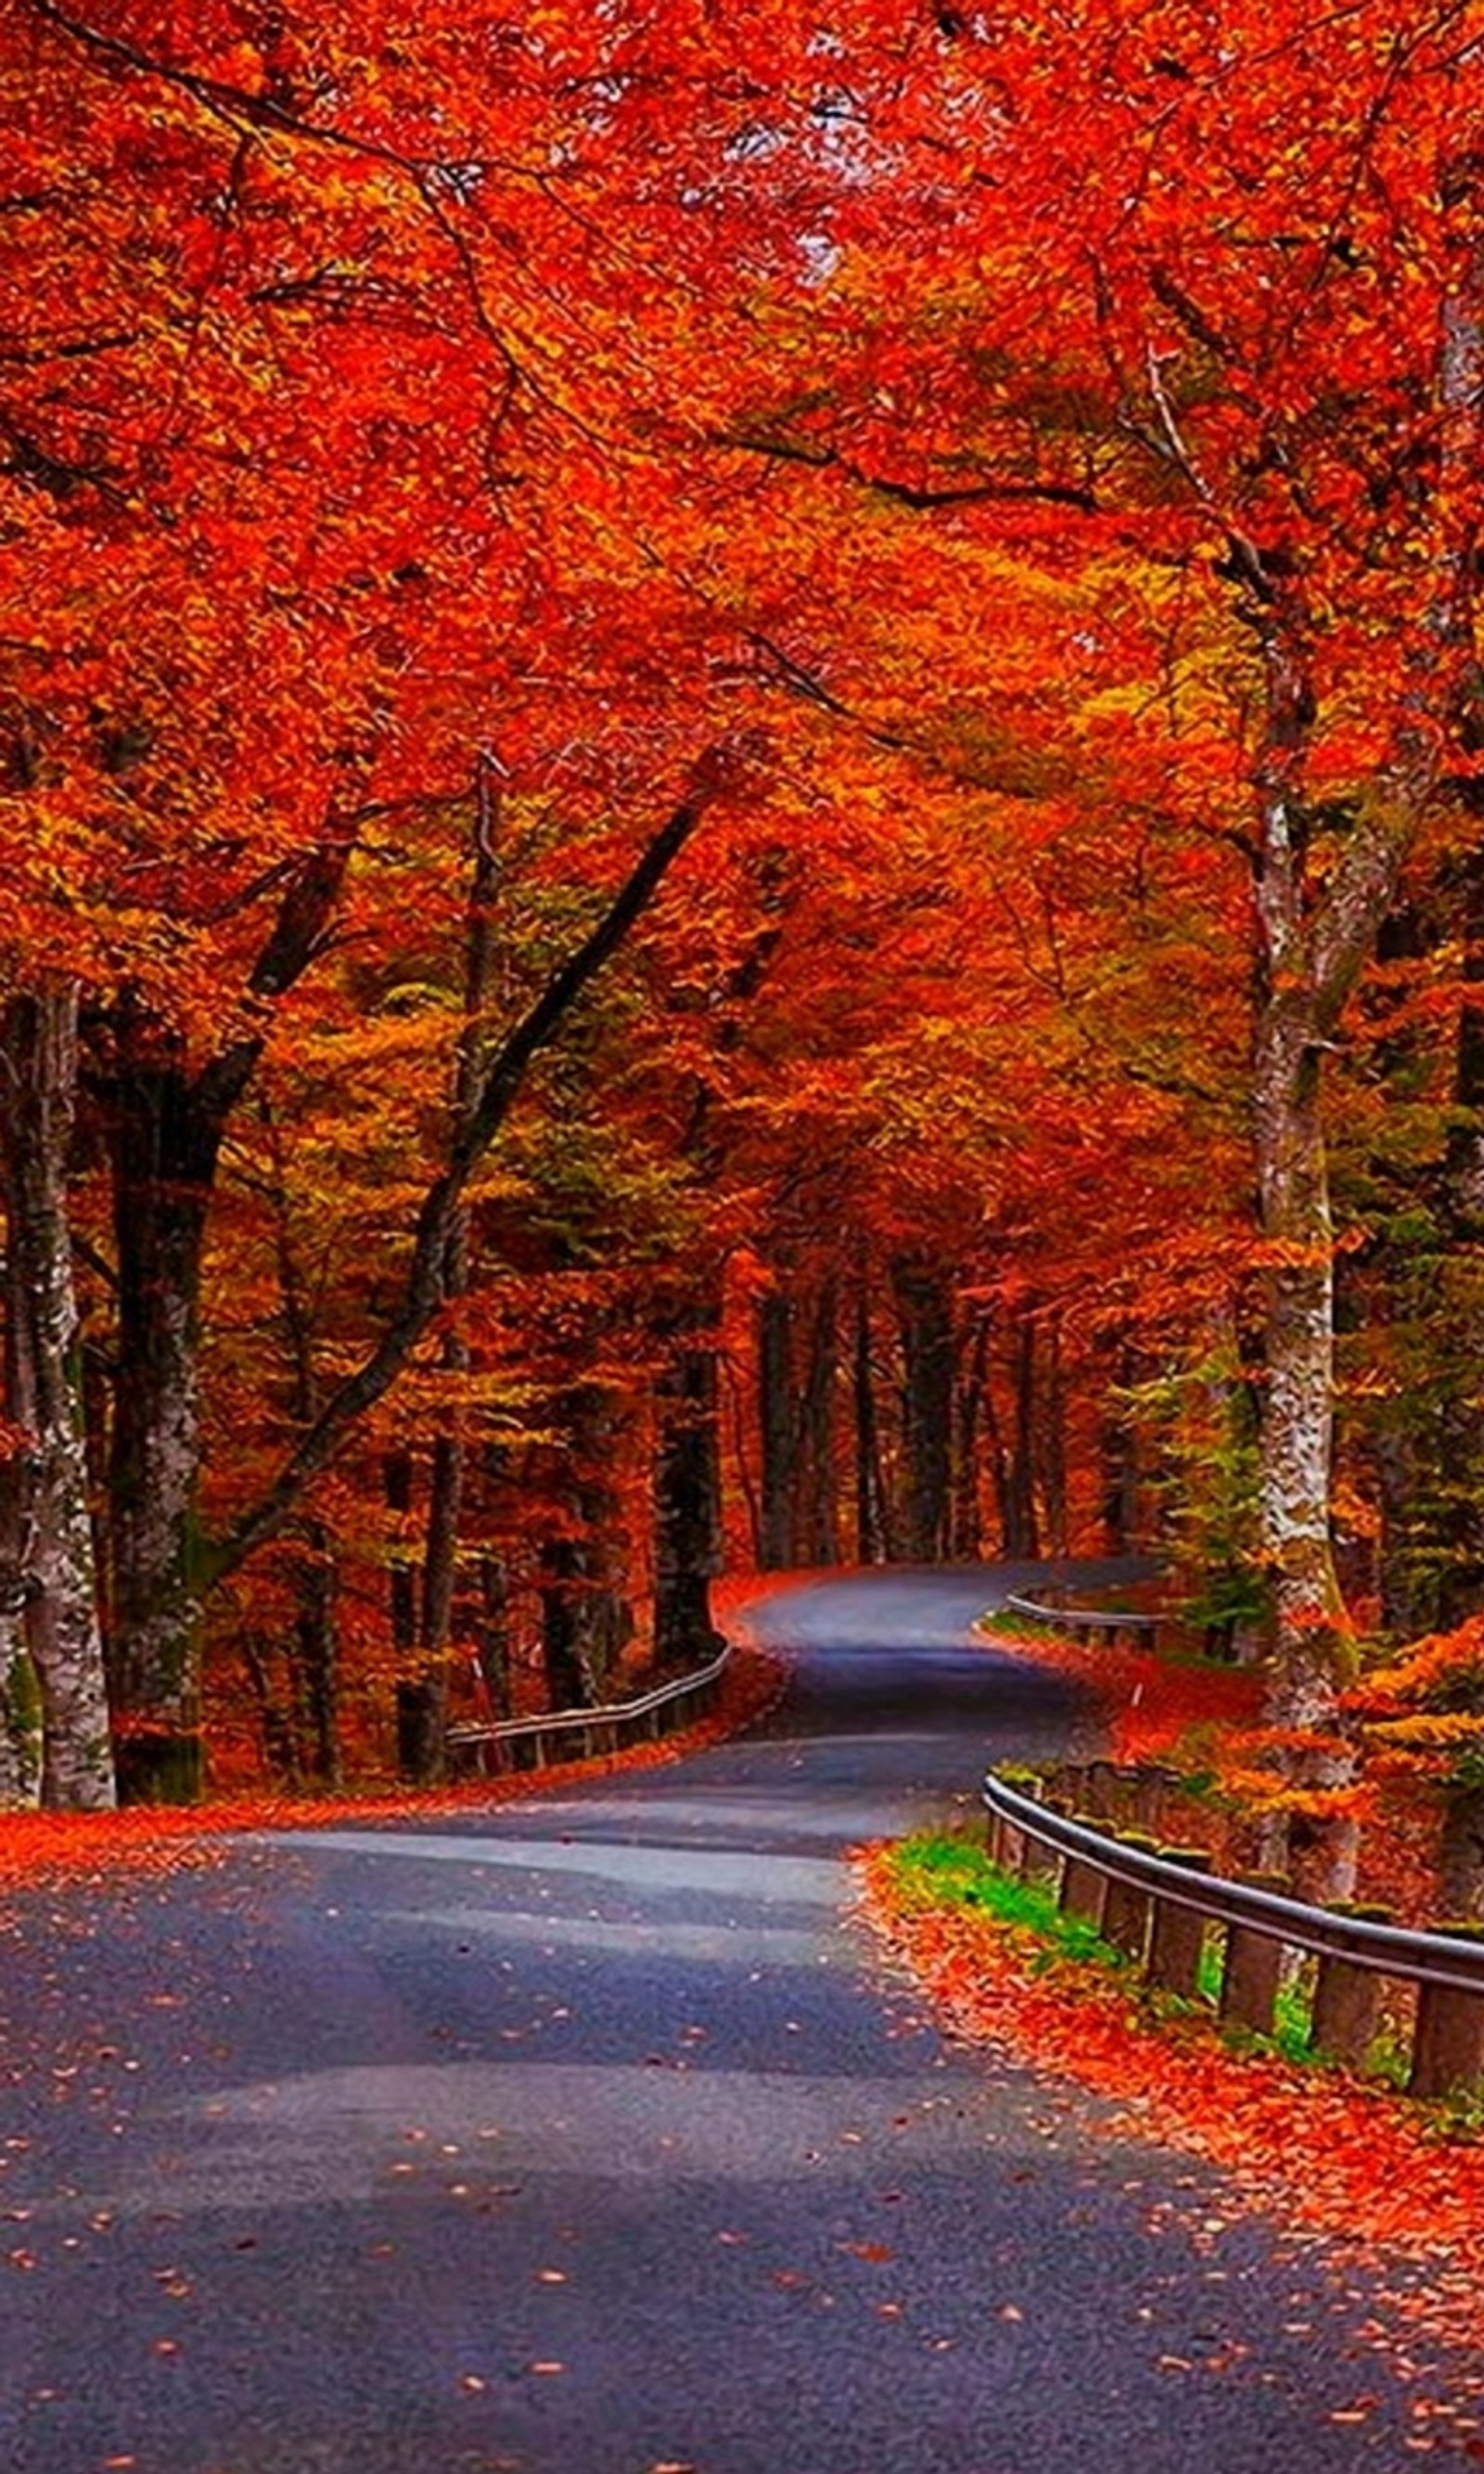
(539, 1388, 632, 1711)
(290, 1518, 341, 1787)
(1100, 1352, 1141, 1556)
(950, 1309, 991, 1561)
(758, 1289, 796, 1570)
(852, 1278, 890, 1564)
(406, 780, 504, 1778)
(0, 989, 116, 1809)
(1003, 1309, 1041, 1558)
(653, 1310, 723, 1668)
(1036, 1313, 1068, 1557)
(893, 1259, 953, 1562)
(99, 840, 352, 1802)
(1254, 990, 1350, 1724)
(797, 1277, 839, 1566)
(104, 1027, 224, 1801)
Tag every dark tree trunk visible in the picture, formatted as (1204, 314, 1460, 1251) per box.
(1100, 1352, 1141, 1556)
(98, 842, 351, 1802)
(893, 1260, 953, 1562)
(853, 1280, 890, 1564)
(290, 1518, 341, 1787)
(1003, 1309, 1042, 1559)
(653, 1309, 723, 1668)
(539, 1389, 632, 1711)
(950, 1310, 991, 1561)
(104, 1024, 234, 1801)
(384, 1450, 437, 1777)
(409, 769, 505, 1775)
(797, 1277, 839, 1566)
(759, 1289, 796, 1570)
(1036, 1314, 1068, 1557)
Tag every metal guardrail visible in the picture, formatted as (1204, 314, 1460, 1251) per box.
(981, 1770, 1484, 2096)
(1003, 1591, 1160, 1640)
(445, 1641, 731, 1770)
(982, 1774, 1484, 1996)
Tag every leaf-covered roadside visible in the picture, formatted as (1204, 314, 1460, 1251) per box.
(856, 1839, 1484, 2400)
(0, 1641, 784, 1898)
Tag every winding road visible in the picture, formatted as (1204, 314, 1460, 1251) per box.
(0, 1568, 1469, 2471)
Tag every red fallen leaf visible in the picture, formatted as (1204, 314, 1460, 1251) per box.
(856, 1843, 1484, 2370)
(838, 2241, 895, 2262)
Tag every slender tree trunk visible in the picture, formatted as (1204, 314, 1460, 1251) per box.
(290, 1517, 341, 1787)
(407, 775, 504, 1778)
(1253, 990, 1349, 1723)
(653, 1304, 724, 1667)
(1036, 1313, 1068, 1557)
(797, 1277, 839, 1566)
(1100, 1350, 1141, 1556)
(1003, 1309, 1041, 1559)
(0, 989, 115, 1809)
(853, 1279, 889, 1564)
(951, 1310, 991, 1561)
(1429, 840, 1484, 1627)
(759, 1289, 796, 1570)
(893, 1259, 953, 1562)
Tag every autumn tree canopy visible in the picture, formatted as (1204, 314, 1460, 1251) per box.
(5, 0, 1484, 1807)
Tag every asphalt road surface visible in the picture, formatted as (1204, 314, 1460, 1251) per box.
(0, 1566, 1472, 2473)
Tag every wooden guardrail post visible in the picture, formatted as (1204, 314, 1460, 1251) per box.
(1408, 1922, 1484, 2099)
(1132, 1767, 1183, 1833)
(988, 1768, 1042, 1871)
(1101, 1830, 1158, 1964)
(1218, 1873, 1289, 2037)
(1014, 1790, 1065, 1888)
(1145, 1847, 1213, 1998)
(1307, 1904, 1391, 2064)
(1059, 1817, 1111, 1929)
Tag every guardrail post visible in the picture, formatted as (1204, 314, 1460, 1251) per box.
(1058, 1817, 1110, 1930)
(1218, 1874, 1289, 2037)
(1132, 1767, 1183, 1833)
(1307, 1904, 1391, 2064)
(1024, 1796, 1067, 1888)
(1081, 1762, 1121, 1819)
(1408, 1922, 1484, 2099)
(1102, 1830, 1158, 1963)
(1145, 1847, 1213, 1999)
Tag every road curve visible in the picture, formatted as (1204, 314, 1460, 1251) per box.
(0, 1566, 1464, 2472)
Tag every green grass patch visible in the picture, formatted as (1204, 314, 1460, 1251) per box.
(889, 1828, 1134, 1973)
(887, 1827, 1411, 2087)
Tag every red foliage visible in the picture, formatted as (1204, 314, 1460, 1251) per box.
(983, 1619, 1261, 1763)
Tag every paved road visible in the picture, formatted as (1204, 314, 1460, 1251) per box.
(0, 1567, 1466, 2472)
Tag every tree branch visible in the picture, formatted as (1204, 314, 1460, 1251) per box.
(200, 750, 744, 1587)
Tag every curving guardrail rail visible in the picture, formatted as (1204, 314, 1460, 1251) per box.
(446, 1641, 731, 1775)
(982, 1767, 1484, 2100)
(1002, 1591, 1161, 1647)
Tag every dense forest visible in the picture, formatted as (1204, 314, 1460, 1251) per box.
(6, 0, 1484, 1810)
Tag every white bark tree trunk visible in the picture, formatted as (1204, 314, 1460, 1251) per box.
(1, 988, 116, 1809)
